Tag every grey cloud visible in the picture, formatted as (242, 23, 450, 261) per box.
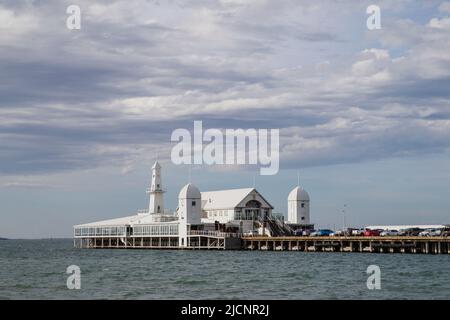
(1, 0, 450, 176)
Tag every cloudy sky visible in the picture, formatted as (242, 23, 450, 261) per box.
(1, 0, 450, 238)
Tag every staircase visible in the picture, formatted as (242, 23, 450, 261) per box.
(257, 216, 294, 236)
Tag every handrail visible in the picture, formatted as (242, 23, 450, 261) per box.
(189, 230, 241, 238)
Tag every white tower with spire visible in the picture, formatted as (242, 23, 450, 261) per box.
(148, 161, 164, 214)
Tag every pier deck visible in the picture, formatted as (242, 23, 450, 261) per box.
(242, 236, 450, 254)
(75, 234, 450, 254)
(73, 230, 242, 250)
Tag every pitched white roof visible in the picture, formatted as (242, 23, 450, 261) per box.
(74, 214, 141, 228)
(201, 188, 274, 210)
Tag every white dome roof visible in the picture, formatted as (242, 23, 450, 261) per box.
(288, 186, 310, 201)
(178, 183, 201, 199)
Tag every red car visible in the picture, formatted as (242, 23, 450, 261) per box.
(364, 229, 382, 236)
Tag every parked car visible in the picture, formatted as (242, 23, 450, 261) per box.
(310, 229, 334, 237)
(351, 228, 366, 236)
(330, 230, 345, 236)
(419, 229, 431, 236)
(430, 229, 442, 236)
(399, 228, 423, 236)
(380, 229, 400, 236)
(419, 229, 442, 236)
(364, 229, 382, 237)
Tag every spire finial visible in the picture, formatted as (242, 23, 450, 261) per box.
(188, 165, 192, 184)
(297, 170, 300, 187)
(253, 172, 256, 188)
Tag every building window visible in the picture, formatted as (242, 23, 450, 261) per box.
(301, 203, 305, 208)
(192, 201, 196, 206)
(157, 184, 160, 188)
(301, 217, 305, 220)
(157, 205, 160, 213)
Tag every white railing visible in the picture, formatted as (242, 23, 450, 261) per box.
(189, 230, 241, 238)
(146, 187, 165, 193)
(137, 209, 173, 215)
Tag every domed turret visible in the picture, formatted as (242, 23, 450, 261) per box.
(288, 186, 310, 201)
(178, 183, 201, 200)
(287, 186, 310, 224)
(178, 183, 202, 248)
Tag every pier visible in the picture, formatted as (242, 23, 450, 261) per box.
(75, 231, 450, 254)
(242, 236, 450, 254)
(74, 230, 242, 250)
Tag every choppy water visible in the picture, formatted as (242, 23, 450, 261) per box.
(0, 239, 449, 299)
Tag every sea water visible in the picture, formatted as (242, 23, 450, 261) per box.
(0, 239, 449, 299)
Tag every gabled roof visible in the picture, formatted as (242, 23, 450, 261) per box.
(201, 188, 273, 210)
(74, 214, 141, 228)
(74, 213, 179, 228)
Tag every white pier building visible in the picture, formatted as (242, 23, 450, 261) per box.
(74, 162, 312, 249)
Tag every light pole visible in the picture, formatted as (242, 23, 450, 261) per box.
(342, 204, 347, 233)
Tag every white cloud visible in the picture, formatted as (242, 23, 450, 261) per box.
(2, 0, 450, 176)
(428, 17, 450, 29)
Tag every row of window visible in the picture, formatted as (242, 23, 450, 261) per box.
(75, 224, 179, 237)
(234, 209, 270, 220)
(133, 224, 179, 236)
(207, 210, 231, 218)
(74, 226, 127, 237)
